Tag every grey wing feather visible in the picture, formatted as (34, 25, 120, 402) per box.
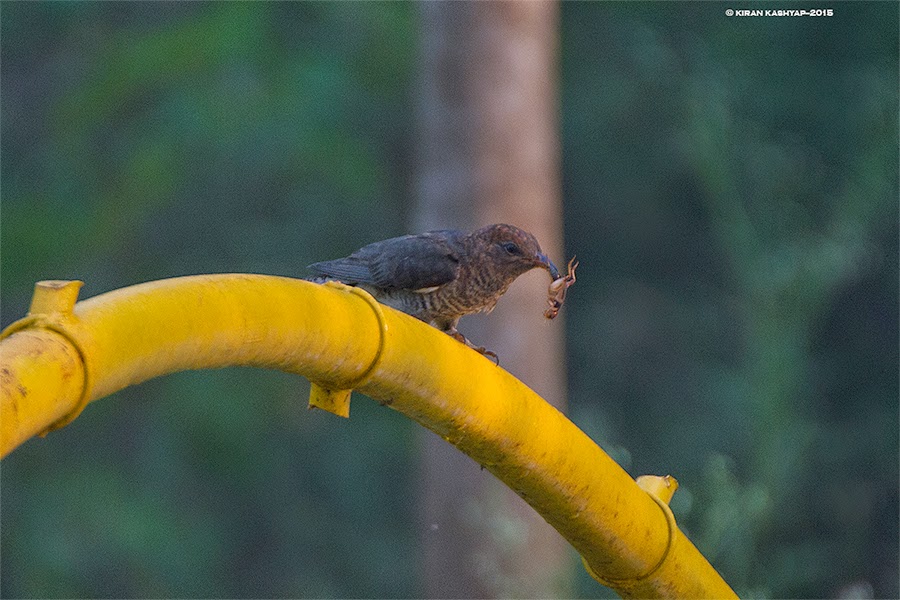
(306, 257, 374, 284)
(308, 230, 463, 290)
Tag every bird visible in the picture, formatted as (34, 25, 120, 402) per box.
(307, 224, 560, 360)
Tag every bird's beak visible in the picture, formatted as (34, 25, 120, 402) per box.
(535, 253, 560, 279)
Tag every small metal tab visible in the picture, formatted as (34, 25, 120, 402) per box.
(308, 385, 352, 418)
(636, 474, 679, 505)
(28, 280, 83, 316)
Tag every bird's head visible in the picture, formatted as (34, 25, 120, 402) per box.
(472, 224, 560, 279)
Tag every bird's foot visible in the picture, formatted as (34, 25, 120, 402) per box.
(477, 347, 500, 365)
(447, 330, 500, 365)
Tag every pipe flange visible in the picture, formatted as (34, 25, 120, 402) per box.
(582, 485, 678, 588)
(308, 283, 390, 418)
(342, 285, 389, 389)
(1, 280, 93, 434)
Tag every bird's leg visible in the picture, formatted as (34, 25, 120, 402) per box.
(438, 318, 499, 365)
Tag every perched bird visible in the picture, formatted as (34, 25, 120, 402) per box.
(307, 224, 560, 359)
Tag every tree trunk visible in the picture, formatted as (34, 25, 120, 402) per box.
(415, 2, 571, 597)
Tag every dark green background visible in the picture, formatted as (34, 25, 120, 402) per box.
(2, 2, 897, 598)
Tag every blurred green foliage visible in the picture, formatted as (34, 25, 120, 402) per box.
(1, 2, 897, 598)
(562, 2, 898, 598)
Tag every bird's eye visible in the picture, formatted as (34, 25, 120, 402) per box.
(501, 242, 521, 255)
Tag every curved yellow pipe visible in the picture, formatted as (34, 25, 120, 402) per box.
(0, 275, 736, 599)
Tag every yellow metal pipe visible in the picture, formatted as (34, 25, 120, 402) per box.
(0, 275, 736, 599)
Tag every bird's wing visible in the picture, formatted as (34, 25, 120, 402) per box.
(308, 230, 463, 290)
(306, 256, 375, 284)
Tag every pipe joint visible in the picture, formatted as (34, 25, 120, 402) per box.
(307, 282, 389, 418)
(1, 281, 92, 434)
(582, 475, 679, 590)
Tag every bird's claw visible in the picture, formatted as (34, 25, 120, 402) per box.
(477, 347, 500, 365)
(448, 330, 500, 365)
